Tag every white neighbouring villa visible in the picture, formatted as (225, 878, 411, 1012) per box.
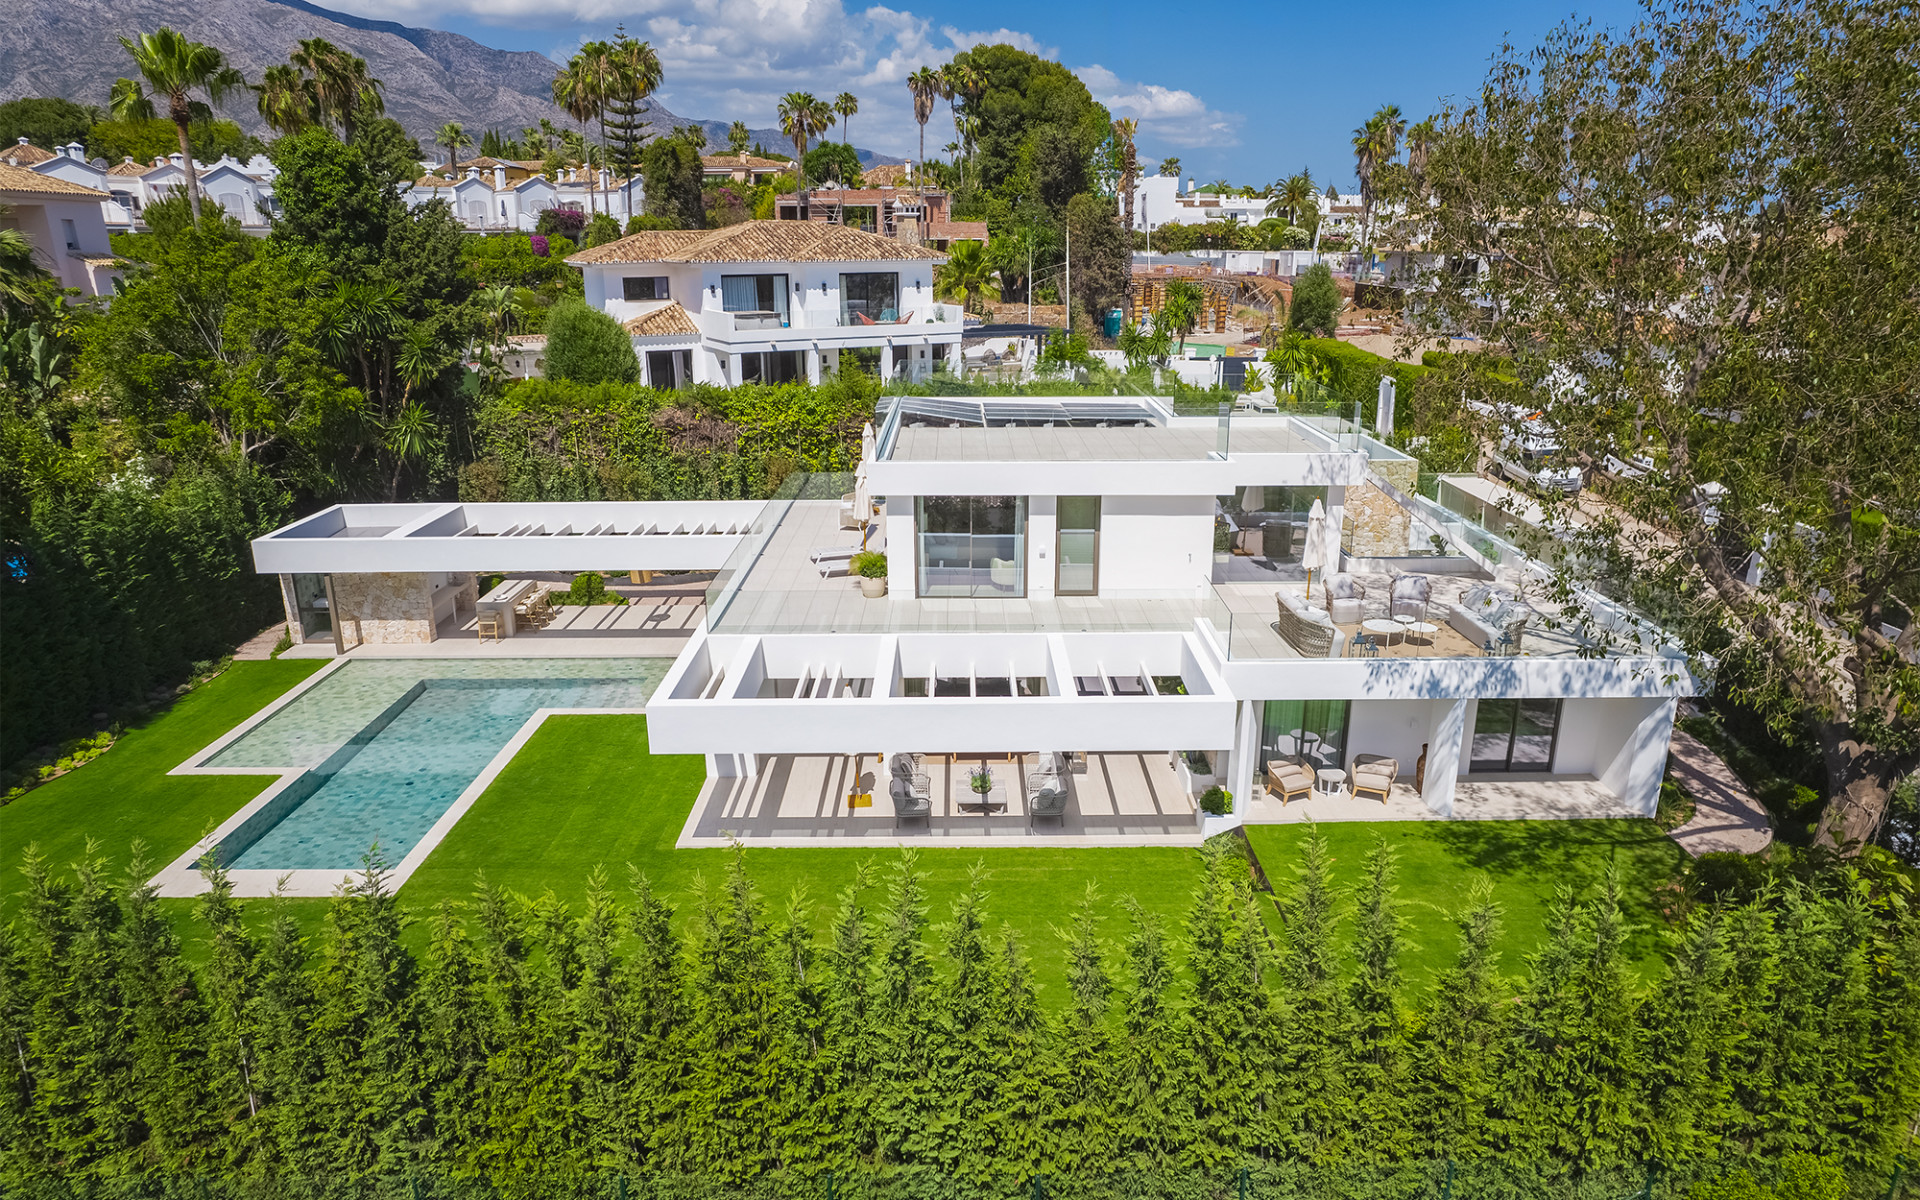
(566, 222, 966, 388)
(220, 393, 1692, 884)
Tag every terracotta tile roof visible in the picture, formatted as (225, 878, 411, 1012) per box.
(107, 158, 150, 177)
(0, 162, 109, 198)
(79, 254, 124, 266)
(928, 220, 989, 243)
(623, 302, 700, 337)
(2, 142, 55, 167)
(702, 153, 794, 172)
(570, 220, 944, 265)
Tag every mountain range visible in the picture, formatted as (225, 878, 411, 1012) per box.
(5, 0, 900, 164)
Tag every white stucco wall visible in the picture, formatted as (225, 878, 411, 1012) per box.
(1095, 495, 1214, 591)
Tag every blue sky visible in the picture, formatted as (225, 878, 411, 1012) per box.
(333, 0, 1646, 188)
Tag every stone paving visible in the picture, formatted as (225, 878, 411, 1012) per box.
(1665, 725, 1774, 856)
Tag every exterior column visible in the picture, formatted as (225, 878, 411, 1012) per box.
(806, 347, 822, 384)
(1226, 699, 1260, 816)
(1421, 698, 1469, 816)
(880, 340, 895, 383)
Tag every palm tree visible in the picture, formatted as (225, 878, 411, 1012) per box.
(908, 67, 941, 182)
(1267, 169, 1315, 227)
(111, 28, 245, 226)
(942, 62, 984, 188)
(1161, 279, 1202, 353)
(0, 218, 51, 311)
(1406, 118, 1437, 196)
(727, 120, 751, 154)
(833, 92, 858, 145)
(778, 92, 831, 189)
(437, 122, 471, 173)
(934, 238, 995, 315)
(290, 39, 382, 140)
(553, 53, 602, 213)
(1114, 118, 1139, 234)
(1352, 114, 1388, 248)
(252, 63, 314, 135)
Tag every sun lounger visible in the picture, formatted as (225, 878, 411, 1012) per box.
(810, 545, 857, 576)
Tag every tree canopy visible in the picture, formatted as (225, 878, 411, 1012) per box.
(1398, 0, 1920, 848)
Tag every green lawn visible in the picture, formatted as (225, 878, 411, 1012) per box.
(0, 659, 327, 923)
(409, 713, 1213, 996)
(2, 664, 1688, 997)
(1241, 820, 1687, 985)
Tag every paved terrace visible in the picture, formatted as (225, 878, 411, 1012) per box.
(682, 751, 1198, 847)
(713, 501, 1632, 661)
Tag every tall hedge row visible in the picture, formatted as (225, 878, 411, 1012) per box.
(0, 431, 287, 768)
(3, 835, 1915, 1195)
(460, 374, 883, 503)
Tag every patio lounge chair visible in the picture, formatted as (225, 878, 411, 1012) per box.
(1349, 754, 1399, 804)
(890, 776, 932, 826)
(1446, 583, 1532, 653)
(1323, 573, 1366, 625)
(1390, 574, 1432, 621)
(810, 545, 856, 577)
(1028, 778, 1068, 827)
(1265, 756, 1313, 805)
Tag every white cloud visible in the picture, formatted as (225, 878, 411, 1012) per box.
(321, 0, 1229, 161)
(1075, 63, 1243, 149)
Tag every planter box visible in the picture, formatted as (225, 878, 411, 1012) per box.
(860, 575, 887, 598)
(1198, 810, 1242, 838)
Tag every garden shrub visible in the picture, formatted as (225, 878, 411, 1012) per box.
(535, 208, 588, 239)
(1290, 263, 1342, 335)
(543, 298, 640, 385)
(552, 570, 626, 606)
(1200, 784, 1232, 814)
(850, 551, 887, 579)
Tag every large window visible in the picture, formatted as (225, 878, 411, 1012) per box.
(1056, 496, 1100, 596)
(916, 496, 1027, 597)
(840, 272, 900, 324)
(289, 573, 333, 640)
(1470, 699, 1562, 773)
(623, 276, 669, 301)
(1260, 699, 1351, 774)
(1216, 485, 1327, 572)
(720, 273, 790, 325)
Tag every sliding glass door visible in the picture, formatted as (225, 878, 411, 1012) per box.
(916, 496, 1027, 597)
(1056, 496, 1100, 596)
(1469, 698, 1563, 772)
(1259, 699, 1351, 773)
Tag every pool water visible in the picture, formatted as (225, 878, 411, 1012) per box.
(210, 660, 665, 871)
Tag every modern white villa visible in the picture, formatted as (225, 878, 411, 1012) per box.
(566, 223, 965, 387)
(214, 392, 1690, 890)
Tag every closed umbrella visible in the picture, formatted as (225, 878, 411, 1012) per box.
(854, 460, 872, 548)
(861, 421, 876, 465)
(1302, 498, 1327, 595)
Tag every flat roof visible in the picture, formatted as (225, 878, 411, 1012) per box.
(888, 423, 1321, 463)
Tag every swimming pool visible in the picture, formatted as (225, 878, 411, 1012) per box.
(206, 659, 666, 871)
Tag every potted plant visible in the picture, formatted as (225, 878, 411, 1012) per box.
(969, 767, 994, 795)
(851, 550, 888, 598)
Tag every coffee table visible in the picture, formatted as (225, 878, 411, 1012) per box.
(1315, 768, 1346, 798)
(959, 768, 1010, 814)
(1361, 617, 1404, 647)
(1396, 617, 1440, 648)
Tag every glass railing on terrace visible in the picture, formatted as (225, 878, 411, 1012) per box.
(709, 583, 1222, 637)
(703, 472, 851, 629)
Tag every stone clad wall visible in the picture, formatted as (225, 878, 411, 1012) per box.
(1347, 458, 1420, 557)
(330, 573, 435, 646)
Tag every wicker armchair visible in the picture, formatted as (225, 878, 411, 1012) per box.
(1265, 756, 1314, 805)
(1323, 573, 1366, 624)
(1274, 590, 1339, 658)
(1348, 754, 1399, 804)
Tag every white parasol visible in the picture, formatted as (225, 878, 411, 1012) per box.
(1302, 498, 1328, 593)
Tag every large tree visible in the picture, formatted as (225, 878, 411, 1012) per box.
(1400, 0, 1920, 849)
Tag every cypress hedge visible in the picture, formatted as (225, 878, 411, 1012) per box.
(0, 443, 287, 770)
(2, 834, 1914, 1194)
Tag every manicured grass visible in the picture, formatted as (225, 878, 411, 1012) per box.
(407, 714, 1212, 997)
(3, 672, 1689, 998)
(1241, 819, 1687, 986)
(0, 660, 326, 922)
